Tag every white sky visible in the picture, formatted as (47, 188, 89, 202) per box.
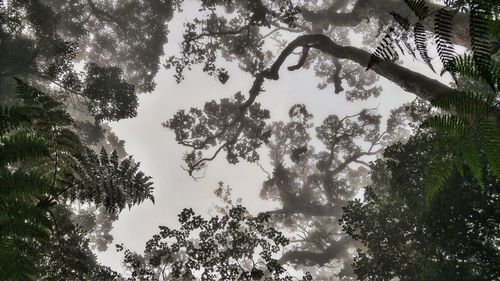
(95, 4, 446, 273)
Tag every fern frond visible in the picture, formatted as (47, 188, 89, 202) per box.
(367, 28, 399, 70)
(430, 90, 494, 117)
(14, 79, 74, 128)
(421, 114, 470, 134)
(0, 105, 32, 136)
(460, 136, 483, 186)
(0, 202, 51, 280)
(449, 54, 480, 80)
(434, 8, 456, 71)
(390, 12, 411, 30)
(470, 0, 495, 87)
(414, 22, 435, 72)
(66, 148, 154, 213)
(0, 170, 50, 200)
(404, 0, 430, 20)
(425, 154, 454, 202)
(476, 118, 500, 178)
(0, 133, 49, 165)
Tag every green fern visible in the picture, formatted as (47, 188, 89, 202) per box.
(0, 201, 52, 280)
(421, 114, 470, 134)
(469, 0, 495, 87)
(66, 148, 155, 213)
(435, 8, 456, 70)
(459, 136, 483, 185)
(0, 170, 50, 200)
(0, 133, 49, 165)
(476, 118, 500, 178)
(429, 90, 494, 117)
(425, 152, 455, 202)
(367, 0, 499, 202)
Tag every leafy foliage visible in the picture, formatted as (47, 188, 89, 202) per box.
(368, 0, 497, 80)
(421, 92, 499, 198)
(68, 147, 154, 213)
(434, 8, 456, 70)
(0, 80, 152, 279)
(164, 92, 271, 177)
(120, 205, 312, 280)
(82, 63, 139, 122)
(341, 134, 500, 280)
(367, 0, 499, 198)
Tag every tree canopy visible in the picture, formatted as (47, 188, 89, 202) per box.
(0, 0, 499, 280)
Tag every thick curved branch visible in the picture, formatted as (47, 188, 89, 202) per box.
(301, 0, 470, 47)
(265, 34, 453, 101)
(288, 47, 310, 71)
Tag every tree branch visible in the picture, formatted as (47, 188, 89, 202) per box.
(279, 237, 351, 265)
(262, 34, 453, 101)
(300, 0, 470, 47)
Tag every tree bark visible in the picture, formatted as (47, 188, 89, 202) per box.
(301, 0, 471, 48)
(264, 34, 453, 102)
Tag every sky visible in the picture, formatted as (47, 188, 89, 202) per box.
(94, 4, 443, 273)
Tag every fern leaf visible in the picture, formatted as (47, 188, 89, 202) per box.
(367, 28, 399, 70)
(449, 54, 480, 80)
(390, 12, 411, 30)
(425, 154, 454, 202)
(430, 90, 494, 117)
(434, 8, 456, 71)
(404, 0, 429, 20)
(0, 133, 49, 165)
(476, 118, 500, 178)
(414, 22, 435, 72)
(460, 136, 483, 187)
(0, 105, 32, 135)
(470, 0, 494, 87)
(421, 114, 470, 134)
(0, 171, 50, 200)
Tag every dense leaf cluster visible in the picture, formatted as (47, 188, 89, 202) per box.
(341, 134, 500, 280)
(0, 80, 153, 280)
(121, 205, 312, 280)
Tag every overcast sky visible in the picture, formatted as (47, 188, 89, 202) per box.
(94, 4, 443, 272)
